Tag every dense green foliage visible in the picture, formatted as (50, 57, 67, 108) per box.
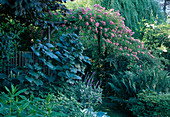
(100, 0, 165, 36)
(26, 33, 89, 82)
(0, 85, 83, 116)
(57, 3, 169, 116)
(0, 0, 69, 24)
(108, 66, 170, 105)
(137, 22, 170, 70)
(128, 90, 170, 117)
(0, 19, 26, 75)
(59, 4, 166, 90)
(0, 0, 71, 51)
(0, 33, 91, 96)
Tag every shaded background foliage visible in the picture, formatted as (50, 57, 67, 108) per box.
(100, 0, 166, 38)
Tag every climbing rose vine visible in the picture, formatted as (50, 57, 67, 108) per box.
(60, 4, 156, 71)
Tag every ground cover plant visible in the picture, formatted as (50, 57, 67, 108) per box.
(128, 90, 170, 117)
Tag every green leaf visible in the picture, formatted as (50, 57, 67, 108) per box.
(75, 63, 81, 70)
(58, 72, 66, 77)
(0, 0, 8, 5)
(28, 71, 38, 77)
(66, 71, 75, 78)
(55, 51, 64, 58)
(70, 68, 78, 73)
(55, 65, 63, 70)
(5, 86, 11, 95)
(69, 56, 75, 61)
(34, 79, 43, 86)
(45, 43, 54, 48)
(63, 65, 70, 70)
(46, 62, 56, 70)
(56, 43, 67, 49)
(44, 51, 61, 62)
(73, 75, 82, 80)
(25, 76, 34, 83)
(19, 95, 28, 100)
(22, 102, 30, 110)
(26, 63, 33, 69)
(31, 47, 40, 56)
(39, 57, 46, 63)
(49, 76, 55, 82)
(14, 89, 27, 97)
(34, 63, 42, 70)
(51, 112, 67, 116)
(38, 71, 47, 78)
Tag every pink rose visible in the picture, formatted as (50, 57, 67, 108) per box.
(129, 49, 132, 52)
(110, 21, 114, 25)
(86, 22, 89, 26)
(104, 28, 108, 32)
(111, 33, 114, 37)
(79, 15, 82, 20)
(95, 22, 99, 27)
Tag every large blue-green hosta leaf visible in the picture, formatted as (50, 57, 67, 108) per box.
(31, 47, 40, 56)
(45, 43, 54, 48)
(25, 76, 34, 83)
(55, 65, 63, 71)
(58, 72, 66, 77)
(28, 71, 39, 78)
(34, 79, 43, 86)
(45, 62, 56, 70)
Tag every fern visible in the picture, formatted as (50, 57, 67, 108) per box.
(108, 71, 138, 101)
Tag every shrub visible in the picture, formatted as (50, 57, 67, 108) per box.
(136, 22, 170, 70)
(108, 65, 170, 106)
(0, 19, 26, 75)
(21, 33, 90, 95)
(0, 0, 70, 25)
(58, 4, 164, 89)
(128, 90, 170, 117)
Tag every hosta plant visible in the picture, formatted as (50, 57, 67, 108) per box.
(22, 33, 90, 95)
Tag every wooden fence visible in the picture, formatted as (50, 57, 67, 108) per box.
(0, 22, 60, 75)
(0, 51, 51, 75)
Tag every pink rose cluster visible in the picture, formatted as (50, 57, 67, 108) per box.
(64, 4, 155, 63)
